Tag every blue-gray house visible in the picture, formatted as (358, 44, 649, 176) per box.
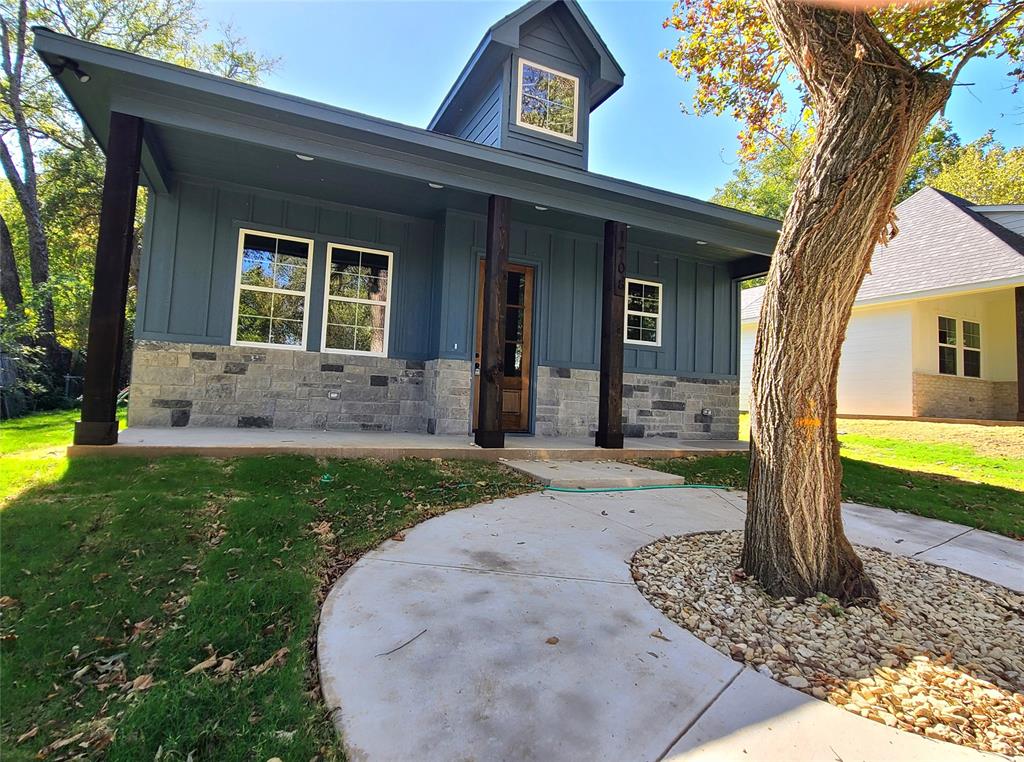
(35, 0, 777, 448)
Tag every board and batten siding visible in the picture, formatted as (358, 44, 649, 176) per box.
(136, 179, 440, 359)
(438, 210, 739, 378)
(739, 303, 914, 415)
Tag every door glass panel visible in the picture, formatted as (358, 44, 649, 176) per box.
(506, 272, 525, 306)
(505, 306, 524, 340)
(503, 342, 523, 377)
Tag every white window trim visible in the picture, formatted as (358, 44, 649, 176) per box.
(624, 277, 662, 347)
(230, 228, 315, 351)
(514, 58, 580, 143)
(320, 242, 395, 357)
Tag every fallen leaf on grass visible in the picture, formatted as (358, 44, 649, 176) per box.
(185, 653, 219, 675)
(215, 658, 235, 674)
(131, 674, 154, 692)
(40, 731, 84, 755)
(545, 636, 559, 645)
(650, 628, 671, 642)
(16, 726, 37, 743)
(0, 595, 19, 608)
(251, 647, 289, 676)
(390, 531, 406, 542)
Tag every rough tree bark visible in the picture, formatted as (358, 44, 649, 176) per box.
(0, 212, 23, 312)
(743, 1, 951, 603)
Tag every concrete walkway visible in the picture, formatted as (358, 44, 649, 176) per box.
(317, 488, 1023, 761)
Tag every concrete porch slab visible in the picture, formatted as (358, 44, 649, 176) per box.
(67, 426, 748, 461)
(502, 459, 687, 488)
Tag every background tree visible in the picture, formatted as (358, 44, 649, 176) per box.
(931, 132, 1024, 203)
(0, 0, 276, 410)
(712, 118, 1018, 228)
(665, 0, 1023, 601)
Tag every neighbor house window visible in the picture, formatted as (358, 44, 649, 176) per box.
(322, 243, 393, 355)
(232, 230, 313, 349)
(963, 320, 981, 378)
(625, 278, 662, 346)
(515, 59, 579, 141)
(937, 316, 957, 375)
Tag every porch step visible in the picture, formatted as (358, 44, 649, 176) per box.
(502, 460, 687, 489)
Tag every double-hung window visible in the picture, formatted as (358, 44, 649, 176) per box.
(625, 278, 662, 346)
(322, 244, 393, 356)
(962, 320, 981, 378)
(515, 59, 579, 141)
(937, 316, 981, 378)
(232, 230, 313, 349)
(937, 316, 957, 375)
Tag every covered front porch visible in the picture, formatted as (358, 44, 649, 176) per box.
(66, 426, 749, 460)
(34, 28, 777, 452)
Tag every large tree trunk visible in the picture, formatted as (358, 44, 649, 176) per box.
(0, 212, 23, 312)
(743, 1, 951, 603)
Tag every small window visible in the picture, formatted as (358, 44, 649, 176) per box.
(515, 59, 579, 142)
(963, 320, 981, 378)
(232, 230, 313, 348)
(322, 244, 393, 355)
(625, 278, 662, 346)
(937, 316, 957, 375)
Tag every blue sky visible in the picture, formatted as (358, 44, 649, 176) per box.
(198, 0, 1023, 200)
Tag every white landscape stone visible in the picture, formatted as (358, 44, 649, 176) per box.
(632, 530, 1024, 756)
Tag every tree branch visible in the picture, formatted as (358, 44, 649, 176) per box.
(919, 1, 1024, 79)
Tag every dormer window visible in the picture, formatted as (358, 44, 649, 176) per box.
(515, 59, 579, 142)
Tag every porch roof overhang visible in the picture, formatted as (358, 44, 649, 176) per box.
(33, 28, 778, 268)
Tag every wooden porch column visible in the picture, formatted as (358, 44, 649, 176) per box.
(596, 220, 627, 448)
(74, 112, 144, 445)
(1016, 286, 1024, 421)
(474, 195, 511, 448)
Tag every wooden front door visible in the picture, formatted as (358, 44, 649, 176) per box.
(474, 261, 534, 433)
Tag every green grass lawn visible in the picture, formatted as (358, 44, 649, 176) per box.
(738, 413, 1024, 491)
(641, 452, 1023, 539)
(1, 411, 536, 760)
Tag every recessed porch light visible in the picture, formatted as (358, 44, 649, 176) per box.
(428, 182, 445, 189)
(295, 154, 315, 161)
(534, 205, 548, 211)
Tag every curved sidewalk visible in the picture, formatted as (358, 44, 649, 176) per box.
(317, 487, 1022, 761)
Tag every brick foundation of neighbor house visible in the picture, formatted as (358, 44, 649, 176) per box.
(534, 366, 740, 440)
(128, 342, 739, 438)
(912, 372, 1018, 421)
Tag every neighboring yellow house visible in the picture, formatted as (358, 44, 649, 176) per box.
(741, 187, 1023, 421)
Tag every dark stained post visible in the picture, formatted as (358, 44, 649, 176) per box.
(596, 220, 627, 448)
(1017, 286, 1024, 421)
(474, 195, 511, 448)
(74, 112, 145, 445)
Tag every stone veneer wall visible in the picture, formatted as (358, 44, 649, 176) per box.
(912, 372, 1017, 421)
(534, 366, 739, 440)
(128, 340, 474, 433)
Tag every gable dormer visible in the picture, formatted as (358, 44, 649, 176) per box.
(428, 0, 623, 170)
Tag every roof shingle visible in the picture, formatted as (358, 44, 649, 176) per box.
(741, 186, 1024, 321)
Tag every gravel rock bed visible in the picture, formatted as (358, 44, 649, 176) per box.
(631, 530, 1024, 756)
